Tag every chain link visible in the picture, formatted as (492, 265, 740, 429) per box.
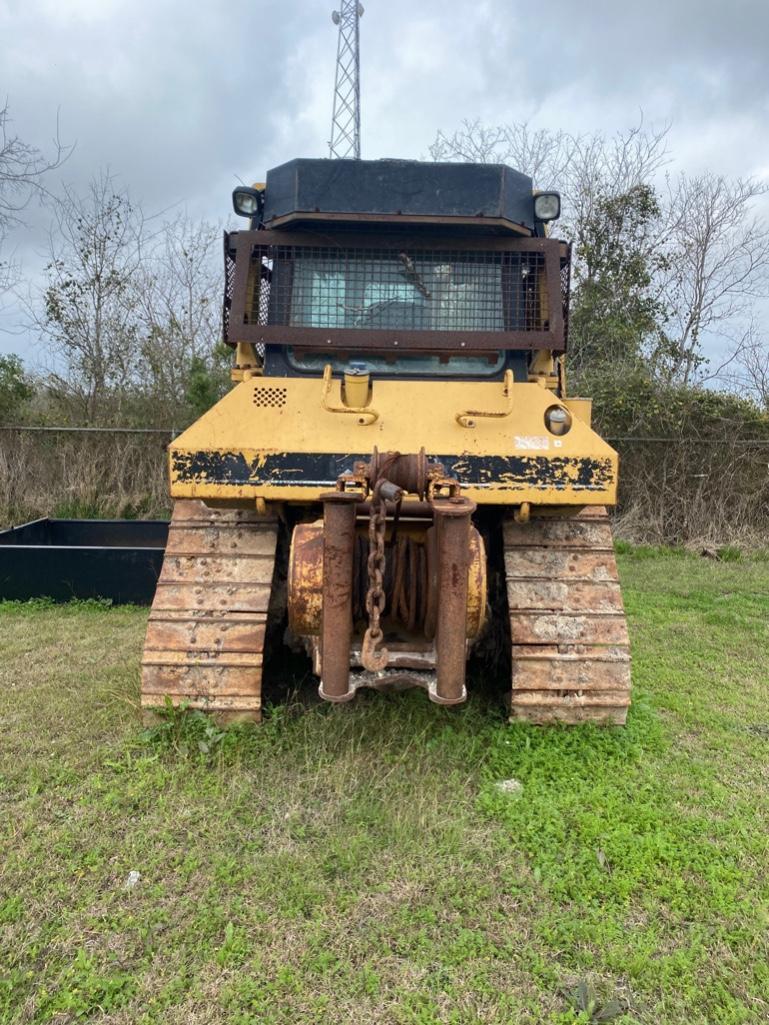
(361, 479, 390, 672)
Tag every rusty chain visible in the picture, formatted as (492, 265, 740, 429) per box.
(360, 453, 402, 673)
(361, 480, 390, 672)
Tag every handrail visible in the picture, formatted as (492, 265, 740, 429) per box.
(455, 370, 515, 429)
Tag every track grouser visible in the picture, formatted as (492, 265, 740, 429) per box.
(141, 158, 631, 724)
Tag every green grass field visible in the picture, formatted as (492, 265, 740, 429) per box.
(1, 551, 768, 1024)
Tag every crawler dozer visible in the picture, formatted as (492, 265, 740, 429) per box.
(141, 158, 631, 724)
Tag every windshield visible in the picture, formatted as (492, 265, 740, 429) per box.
(283, 251, 507, 332)
(260, 245, 541, 378)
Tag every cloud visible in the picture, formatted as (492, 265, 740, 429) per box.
(1, 0, 768, 356)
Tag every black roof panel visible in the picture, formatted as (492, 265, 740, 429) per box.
(263, 158, 535, 230)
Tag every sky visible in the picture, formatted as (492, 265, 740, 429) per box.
(2, 0, 769, 363)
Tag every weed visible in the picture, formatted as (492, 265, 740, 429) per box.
(34, 949, 136, 1019)
(0, 595, 114, 615)
(716, 545, 743, 562)
(560, 981, 624, 1023)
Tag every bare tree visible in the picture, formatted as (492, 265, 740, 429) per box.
(0, 251, 15, 301)
(725, 327, 769, 410)
(0, 101, 70, 300)
(660, 173, 769, 384)
(38, 171, 144, 423)
(429, 118, 575, 186)
(429, 116, 669, 231)
(564, 120, 669, 261)
(133, 215, 222, 418)
(32, 171, 226, 426)
(429, 116, 769, 389)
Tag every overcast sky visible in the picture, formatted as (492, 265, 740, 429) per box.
(2, 0, 769, 361)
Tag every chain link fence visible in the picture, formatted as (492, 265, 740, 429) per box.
(612, 435, 769, 547)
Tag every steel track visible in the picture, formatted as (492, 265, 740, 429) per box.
(504, 507, 632, 724)
(141, 500, 278, 723)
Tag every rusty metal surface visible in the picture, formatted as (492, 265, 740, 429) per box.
(230, 323, 564, 353)
(360, 477, 399, 672)
(355, 499, 434, 518)
(311, 638, 438, 674)
(349, 640, 436, 670)
(141, 500, 278, 723)
(287, 518, 486, 641)
(318, 492, 358, 701)
(341, 448, 452, 503)
(225, 230, 568, 353)
(293, 450, 486, 708)
(384, 533, 426, 635)
(330, 668, 441, 701)
(432, 497, 476, 705)
(504, 506, 631, 725)
(230, 229, 567, 254)
(365, 449, 432, 498)
(287, 521, 324, 637)
(352, 450, 432, 674)
(467, 529, 487, 639)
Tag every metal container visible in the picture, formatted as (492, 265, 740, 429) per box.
(0, 519, 169, 604)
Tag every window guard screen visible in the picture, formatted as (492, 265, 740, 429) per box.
(224, 231, 568, 352)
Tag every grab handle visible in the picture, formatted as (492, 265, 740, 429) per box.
(321, 364, 379, 426)
(455, 370, 514, 429)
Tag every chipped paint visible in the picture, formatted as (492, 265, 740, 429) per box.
(171, 450, 615, 493)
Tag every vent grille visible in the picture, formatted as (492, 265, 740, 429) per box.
(252, 386, 287, 409)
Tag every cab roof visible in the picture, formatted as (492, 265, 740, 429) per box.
(263, 158, 536, 236)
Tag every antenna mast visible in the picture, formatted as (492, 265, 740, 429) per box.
(329, 2, 364, 159)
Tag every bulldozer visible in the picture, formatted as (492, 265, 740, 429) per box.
(141, 158, 631, 725)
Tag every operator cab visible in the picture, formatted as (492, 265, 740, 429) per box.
(227, 158, 565, 383)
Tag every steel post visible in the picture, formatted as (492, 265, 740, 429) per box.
(431, 497, 476, 705)
(319, 491, 359, 702)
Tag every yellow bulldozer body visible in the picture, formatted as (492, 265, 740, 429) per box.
(141, 156, 632, 727)
(168, 375, 616, 509)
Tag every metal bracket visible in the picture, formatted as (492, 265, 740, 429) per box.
(319, 669, 466, 707)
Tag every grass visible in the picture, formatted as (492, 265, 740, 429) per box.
(1, 553, 768, 1024)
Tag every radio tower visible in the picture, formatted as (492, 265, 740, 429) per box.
(329, 2, 364, 159)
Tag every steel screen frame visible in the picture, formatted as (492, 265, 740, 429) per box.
(224, 230, 569, 353)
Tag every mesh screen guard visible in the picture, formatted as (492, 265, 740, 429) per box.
(223, 230, 569, 352)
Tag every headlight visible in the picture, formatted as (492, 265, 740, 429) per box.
(534, 192, 561, 222)
(544, 404, 572, 436)
(232, 187, 263, 219)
